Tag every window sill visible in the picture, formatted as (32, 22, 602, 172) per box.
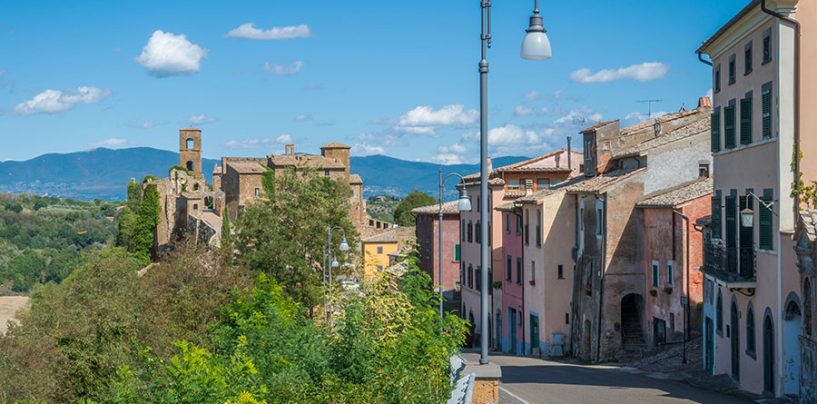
(762, 59, 772, 66)
(713, 137, 777, 157)
(745, 350, 757, 360)
(756, 248, 776, 256)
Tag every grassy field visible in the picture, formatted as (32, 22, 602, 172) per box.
(0, 296, 29, 334)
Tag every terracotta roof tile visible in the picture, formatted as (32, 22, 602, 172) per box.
(229, 161, 267, 174)
(636, 178, 713, 208)
(412, 201, 461, 215)
(562, 168, 645, 193)
(580, 120, 618, 134)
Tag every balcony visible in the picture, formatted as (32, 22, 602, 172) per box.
(702, 240, 757, 292)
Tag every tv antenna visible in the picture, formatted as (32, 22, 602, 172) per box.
(637, 99, 663, 119)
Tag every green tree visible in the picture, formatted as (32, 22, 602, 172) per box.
(132, 184, 160, 263)
(33, 199, 48, 211)
(393, 191, 436, 227)
(126, 178, 141, 212)
(116, 206, 137, 251)
(236, 170, 357, 309)
(220, 207, 232, 250)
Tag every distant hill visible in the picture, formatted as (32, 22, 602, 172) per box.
(0, 147, 528, 200)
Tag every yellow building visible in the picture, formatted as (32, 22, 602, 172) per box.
(361, 227, 414, 278)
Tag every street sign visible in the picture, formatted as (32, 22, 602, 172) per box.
(681, 296, 689, 305)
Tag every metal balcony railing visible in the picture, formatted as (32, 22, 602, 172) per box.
(702, 241, 756, 282)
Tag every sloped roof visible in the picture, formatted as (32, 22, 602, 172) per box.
(322, 141, 351, 149)
(612, 116, 711, 159)
(362, 227, 415, 245)
(697, 0, 761, 54)
(495, 201, 518, 212)
(268, 154, 346, 169)
(230, 161, 267, 174)
(514, 188, 560, 204)
(350, 174, 363, 184)
(580, 120, 619, 134)
(562, 168, 645, 193)
(637, 178, 713, 208)
(412, 201, 460, 215)
(495, 149, 582, 173)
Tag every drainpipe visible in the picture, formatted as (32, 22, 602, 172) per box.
(596, 193, 607, 362)
(760, 1, 799, 397)
(697, 51, 713, 66)
(520, 206, 526, 356)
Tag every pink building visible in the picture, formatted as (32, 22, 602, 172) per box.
(412, 201, 462, 309)
(496, 201, 524, 354)
(636, 178, 712, 348)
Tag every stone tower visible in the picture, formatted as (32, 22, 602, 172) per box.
(179, 128, 203, 178)
(320, 142, 351, 183)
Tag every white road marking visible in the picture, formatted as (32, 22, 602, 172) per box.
(499, 385, 531, 404)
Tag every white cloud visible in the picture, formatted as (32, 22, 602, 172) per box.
(93, 138, 128, 148)
(432, 153, 464, 165)
(488, 124, 539, 147)
(570, 62, 669, 84)
(224, 135, 292, 149)
(13, 86, 109, 115)
(553, 108, 603, 126)
(514, 105, 533, 117)
(264, 60, 304, 76)
(525, 90, 540, 101)
(294, 114, 312, 121)
(705, 88, 713, 100)
(135, 30, 207, 77)
(395, 104, 478, 135)
(188, 114, 216, 125)
(351, 143, 385, 156)
(624, 111, 668, 123)
(226, 23, 311, 40)
(438, 143, 467, 154)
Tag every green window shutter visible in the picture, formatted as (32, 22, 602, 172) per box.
(762, 82, 772, 138)
(725, 103, 736, 149)
(711, 109, 721, 153)
(759, 189, 774, 250)
(740, 96, 752, 145)
(739, 192, 753, 249)
(725, 194, 737, 248)
(712, 192, 722, 239)
(455, 244, 461, 261)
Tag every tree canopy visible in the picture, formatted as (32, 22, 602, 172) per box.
(393, 191, 436, 227)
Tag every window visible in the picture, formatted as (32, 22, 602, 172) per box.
(508, 179, 520, 190)
(475, 221, 481, 244)
(746, 304, 756, 355)
(193, 203, 199, 210)
(530, 260, 536, 284)
(585, 140, 593, 160)
(670, 313, 675, 333)
(711, 107, 721, 153)
(558, 265, 564, 279)
(762, 28, 772, 64)
(515, 215, 522, 234)
(467, 265, 474, 288)
(467, 221, 473, 243)
(565, 313, 570, 325)
(716, 290, 723, 335)
(376, 246, 384, 254)
(475, 266, 481, 291)
(186, 138, 195, 149)
(759, 189, 774, 250)
(461, 220, 465, 242)
(667, 261, 674, 285)
(254, 187, 261, 197)
(728, 54, 736, 85)
(744, 41, 753, 75)
(324, 169, 330, 177)
(712, 190, 722, 239)
(740, 92, 753, 145)
(524, 210, 530, 246)
(505, 214, 510, 233)
(595, 208, 603, 236)
(762, 82, 773, 138)
(516, 258, 522, 285)
(376, 265, 384, 272)
(536, 210, 542, 247)
(537, 178, 550, 189)
(477, 198, 480, 212)
(454, 244, 461, 262)
(714, 64, 721, 93)
(506, 255, 512, 281)
(652, 260, 660, 287)
(488, 222, 492, 247)
(724, 99, 736, 149)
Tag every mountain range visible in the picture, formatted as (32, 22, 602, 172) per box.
(0, 147, 528, 201)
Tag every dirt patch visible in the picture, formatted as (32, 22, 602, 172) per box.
(0, 296, 30, 335)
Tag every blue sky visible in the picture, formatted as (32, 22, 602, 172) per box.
(0, 0, 746, 164)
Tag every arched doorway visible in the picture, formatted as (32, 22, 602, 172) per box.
(731, 301, 740, 381)
(784, 298, 801, 396)
(621, 294, 644, 349)
(764, 312, 775, 394)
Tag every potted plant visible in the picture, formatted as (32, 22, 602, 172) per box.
(649, 289, 658, 297)
(663, 286, 673, 295)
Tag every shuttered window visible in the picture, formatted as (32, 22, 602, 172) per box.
(712, 191, 722, 239)
(712, 108, 721, 153)
(725, 101, 736, 149)
(725, 192, 737, 272)
(759, 189, 774, 250)
(455, 244, 461, 261)
(762, 82, 772, 138)
(740, 93, 753, 145)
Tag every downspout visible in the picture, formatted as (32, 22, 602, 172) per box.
(596, 193, 607, 362)
(673, 209, 691, 365)
(760, 1, 799, 397)
(520, 206, 526, 355)
(697, 51, 713, 66)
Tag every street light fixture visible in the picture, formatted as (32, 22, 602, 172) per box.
(324, 225, 348, 321)
(340, 237, 350, 252)
(438, 169, 472, 326)
(740, 192, 777, 228)
(477, 0, 551, 365)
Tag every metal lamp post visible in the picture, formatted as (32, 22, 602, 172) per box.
(476, 0, 551, 365)
(438, 168, 472, 323)
(324, 225, 350, 321)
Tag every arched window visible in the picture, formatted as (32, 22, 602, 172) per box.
(746, 303, 756, 354)
(186, 138, 194, 150)
(716, 289, 723, 334)
(193, 183, 200, 191)
(806, 278, 813, 336)
(186, 161, 194, 171)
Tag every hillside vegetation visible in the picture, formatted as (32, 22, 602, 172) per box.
(0, 193, 117, 294)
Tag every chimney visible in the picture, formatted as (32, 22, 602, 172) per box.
(285, 144, 295, 157)
(487, 157, 493, 173)
(555, 153, 561, 168)
(698, 96, 712, 109)
(567, 136, 572, 170)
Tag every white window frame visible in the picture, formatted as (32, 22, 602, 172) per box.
(667, 260, 674, 285)
(652, 260, 660, 287)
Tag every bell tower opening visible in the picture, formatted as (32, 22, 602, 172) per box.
(179, 128, 203, 178)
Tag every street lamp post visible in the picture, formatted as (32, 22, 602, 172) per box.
(438, 168, 472, 323)
(476, 0, 551, 365)
(324, 225, 350, 322)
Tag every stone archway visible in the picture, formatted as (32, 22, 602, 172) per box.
(784, 295, 802, 396)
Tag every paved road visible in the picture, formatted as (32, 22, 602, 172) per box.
(486, 354, 752, 404)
